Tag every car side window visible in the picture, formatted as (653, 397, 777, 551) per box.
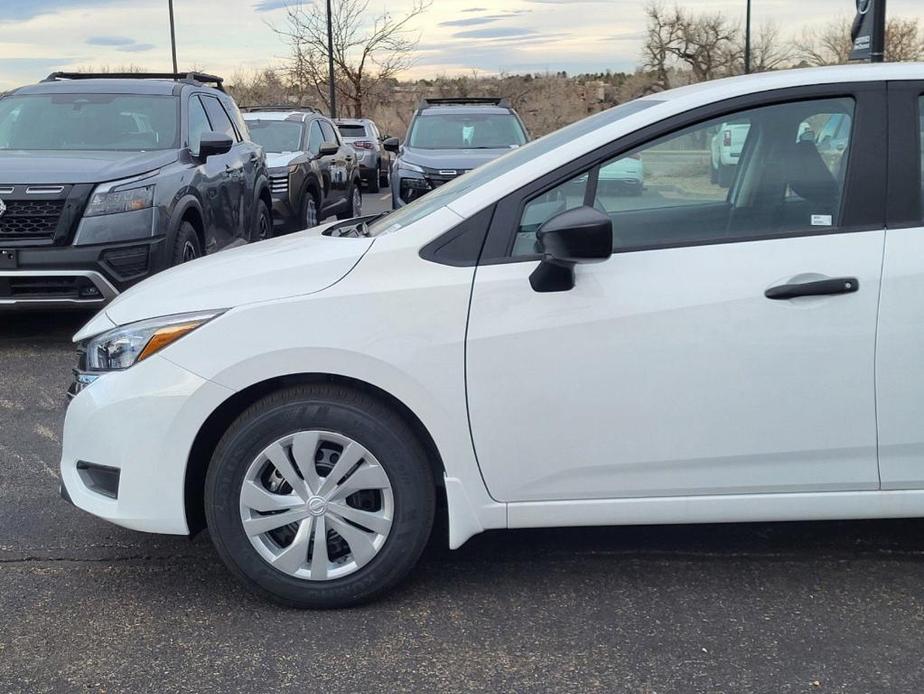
(187, 96, 211, 156)
(307, 120, 324, 155)
(225, 100, 250, 142)
(320, 120, 339, 145)
(513, 97, 856, 256)
(200, 95, 236, 142)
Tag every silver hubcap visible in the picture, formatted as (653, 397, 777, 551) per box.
(305, 199, 318, 228)
(352, 187, 362, 216)
(239, 431, 394, 581)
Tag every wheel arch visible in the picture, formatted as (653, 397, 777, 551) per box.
(172, 195, 206, 251)
(184, 372, 448, 536)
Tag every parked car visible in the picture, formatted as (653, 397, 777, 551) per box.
(62, 63, 924, 609)
(710, 120, 750, 187)
(0, 72, 271, 308)
(243, 108, 362, 233)
(598, 153, 645, 195)
(335, 117, 391, 193)
(385, 97, 528, 208)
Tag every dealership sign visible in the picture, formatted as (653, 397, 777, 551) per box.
(850, 0, 888, 62)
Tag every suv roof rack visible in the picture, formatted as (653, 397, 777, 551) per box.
(419, 97, 511, 110)
(241, 105, 320, 114)
(42, 71, 225, 92)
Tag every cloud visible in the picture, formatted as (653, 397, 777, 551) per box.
(86, 35, 135, 46)
(0, 0, 126, 22)
(117, 43, 155, 52)
(440, 16, 506, 28)
(252, 0, 289, 11)
(453, 27, 537, 39)
(461, 6, 488, 11)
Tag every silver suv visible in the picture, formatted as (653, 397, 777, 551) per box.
(334, 118, 391, 193)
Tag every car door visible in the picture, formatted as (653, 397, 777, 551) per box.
(320, 119, 351, 208)
(307, 119, 333, 215)
(224, 97, 260, 236)
(187, 94, 231, 252)
(466, 86, 888, 505)
(200, 94, 246, 245)
(876, 82, 924, 490)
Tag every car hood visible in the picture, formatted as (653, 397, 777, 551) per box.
(0, 149, 178, 185)
(85, 223, 373, 334)
(400, 147, 516, 171)
(265, 152, 301, 169)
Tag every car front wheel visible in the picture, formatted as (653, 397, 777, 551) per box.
(204, 384, 435, 608)
(337, 182, 362, 220)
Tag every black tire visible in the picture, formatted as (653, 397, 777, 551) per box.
(337, 181, 362, 220)
(252, 200, 272, 242)
(717, 163, 735, 188)
(379, 168, 389, 189)
(710, 160, 719, 184)
(367, 166, 381, 193)
(204, 383, 436, 609)
(300, 188, 321, 231)
(171, 221, 202, 266)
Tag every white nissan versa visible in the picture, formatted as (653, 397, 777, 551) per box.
(62, 64, 924, 608)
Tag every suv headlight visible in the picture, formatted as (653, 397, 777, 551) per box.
(85, 184, 154, 217)
(398, 161, 425, 174)
(84, 310, 223, 371)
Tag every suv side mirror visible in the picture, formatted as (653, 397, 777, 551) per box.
(383, 137, 400, 153)
(319, 142, 339, 156)
(529, 206, 612, 293)
(198, 131, 233, 159)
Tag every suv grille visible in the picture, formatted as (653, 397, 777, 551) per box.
(0, 199, 66, 241)
(270, 175, 288, 196)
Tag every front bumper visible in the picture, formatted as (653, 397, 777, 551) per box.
(60, 353, 233, 534)
(0, 236, 167, 308)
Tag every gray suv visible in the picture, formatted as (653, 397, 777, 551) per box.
(385, 97, 529, 209)
(0, 72, 271, 309)
(334, 118, 391, 192)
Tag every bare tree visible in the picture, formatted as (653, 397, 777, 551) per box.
(274, 0, 430, 117)
(795, 16, 924, 66)
(732, 22, 792, 73)
(643, 3, 739, 85)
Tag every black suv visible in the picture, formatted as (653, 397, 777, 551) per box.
(0, 72, 271, 308)
(385, 97, 529, 208)
(243, 108, 362, 233)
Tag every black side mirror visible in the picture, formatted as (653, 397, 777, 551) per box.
(198, 131, 233, 159)
(530, 206, 612, 293)
(319, 142, 339, 156)
(383, 137, 400, 153)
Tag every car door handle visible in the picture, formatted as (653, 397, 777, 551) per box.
(765, 277, 859, 300)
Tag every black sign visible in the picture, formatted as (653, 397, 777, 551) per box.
(850, 0, 888, 62)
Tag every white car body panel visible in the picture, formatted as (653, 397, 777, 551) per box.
(467, 231, 885, 502)
(61, 64, 924, 553)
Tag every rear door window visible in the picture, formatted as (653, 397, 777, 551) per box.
(320, 120, 340, 145)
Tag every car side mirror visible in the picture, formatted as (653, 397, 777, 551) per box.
(383, 137, 400, 153)
(529, 206, 612, 293)
(319, 142, 339, 156)
(198, 131, 233, 159)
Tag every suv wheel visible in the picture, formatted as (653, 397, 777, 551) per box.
(252, 200, 272, 242)
(171, 221, 202, 265)
(302, 191, 319, 229)
(337, 182, 362, 220)
(367, 163, 381, 193)
(204, 384, 436, 609)
(379, 168, 389, 189)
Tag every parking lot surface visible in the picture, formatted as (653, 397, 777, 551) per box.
(4, 191, 924, 692)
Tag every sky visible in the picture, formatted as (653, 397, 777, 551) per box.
(1, 0, 923, 90)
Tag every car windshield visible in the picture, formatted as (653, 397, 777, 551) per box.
(407, 112, 527, 150)
(246, 120, 304, 153)
(0, 93, 178, 151)
(337, 123, 367, 138)
(369, 99, 662, 236)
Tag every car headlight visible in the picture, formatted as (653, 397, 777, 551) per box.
(85, 184, 154, 217)
(84, 309, 224, 371)
(398, 161, 425, 174)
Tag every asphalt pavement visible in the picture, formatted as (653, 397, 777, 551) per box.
(4, 187, 924, 692)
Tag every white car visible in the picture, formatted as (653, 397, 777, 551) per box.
(710, 120, 750, 187)
(61, 63, 924, 608)
(598, 153, 644, 195)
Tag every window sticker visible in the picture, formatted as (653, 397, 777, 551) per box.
(811, 214, 833, 226)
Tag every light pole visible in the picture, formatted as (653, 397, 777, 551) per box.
(168, 0, 178, 74)
(744, 0, 752, 74)
(326, 0, 337, 118)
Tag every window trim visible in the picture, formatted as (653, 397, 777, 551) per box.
(479, 82, 887, 265)
(886, 81, 924, 229)
(185, 94, 212, 155)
